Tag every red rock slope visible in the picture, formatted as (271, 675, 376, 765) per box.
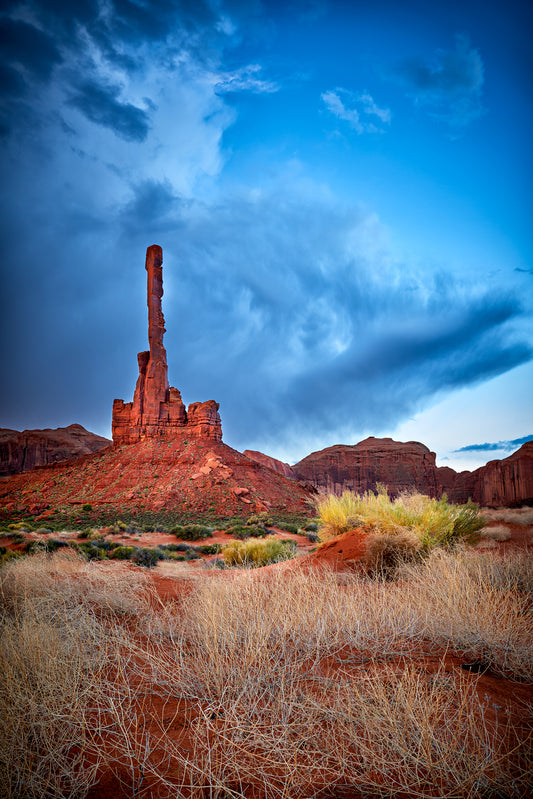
(0, 424, 110, 476)
(0, 436, 313, 517)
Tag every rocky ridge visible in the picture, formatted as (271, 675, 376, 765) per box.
(0, 424, 110, 476)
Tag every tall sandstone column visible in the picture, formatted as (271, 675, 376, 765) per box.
(112, 245, 222, 444)
(139, 245, 169, 425)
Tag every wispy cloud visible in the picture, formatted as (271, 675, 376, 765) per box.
(322, 88, 391, 134)
(454, 435, 533, 453)
(394, 34, 485, 128)
(214, 64, 279, 94)
(515, 267, 533, 275)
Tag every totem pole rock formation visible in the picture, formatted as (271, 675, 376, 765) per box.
(112, 245, 222, 445)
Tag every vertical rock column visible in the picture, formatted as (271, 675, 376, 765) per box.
(141, 245, 169, 428)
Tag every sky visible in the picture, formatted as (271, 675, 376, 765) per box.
(1, 0, 532, 473)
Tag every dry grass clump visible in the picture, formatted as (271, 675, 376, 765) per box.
(397, 550, 533, 680)
(364, 527, 422, 574)
(222, 537, 296, 567)
(486, 507, 533, 527)
(480, 524, 512, 541)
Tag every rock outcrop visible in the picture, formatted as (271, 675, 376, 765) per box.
(293, 437, 441, 498)
(243, 450, 297, 480)
(0, 424, 110, 476)
(112, 245, 221, 445)
(292, 437, 533, 508)
(441, 442, 533, 507)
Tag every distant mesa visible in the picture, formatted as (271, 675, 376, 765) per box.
(112, 245, 222, 445)
(0, 424, 110, 477)
(290, 436, 533, 508)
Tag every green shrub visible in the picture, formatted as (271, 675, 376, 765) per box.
(0, 549, 21, 568)
(279, 522, 299, 535)
(196, 544, 221, 555)
(172, 524, 213, 541)
(109, 545, 136, 560)
(133, 548, 159, 568)
(222, 538, 297, 568)
(81, 503, 92, 512)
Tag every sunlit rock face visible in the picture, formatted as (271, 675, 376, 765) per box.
(112, 245, 222, 445)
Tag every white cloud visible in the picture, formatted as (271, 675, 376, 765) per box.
(321, 88, 391, 133)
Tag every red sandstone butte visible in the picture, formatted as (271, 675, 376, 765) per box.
(0, 424, 110, 476)
(293, 437, 441, 498)
(112, 245, 221, 445)
(243, 450, 297, 480)
(293, 436, 533, 508)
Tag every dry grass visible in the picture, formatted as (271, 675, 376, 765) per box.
(485, 507, 533, 527)
(480, 524, 512, 541)
(1, 550, 532, 797)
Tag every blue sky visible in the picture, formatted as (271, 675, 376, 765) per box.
(1, 0, 531, 471)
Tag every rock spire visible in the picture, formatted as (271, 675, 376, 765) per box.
(112, 245, 222, 445)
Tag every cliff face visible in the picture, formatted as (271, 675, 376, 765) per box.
(292, 438, 533, 508)
(112, 245, 221, 445)
(442, 442, 533, 507)
(293, 437, 440, 498)
(243, 450, 297, 480)
(0, 424, 110, 476)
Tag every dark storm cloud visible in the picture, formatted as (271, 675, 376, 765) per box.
(112, 180, 532, 455)
(0, 18, 62, 83)
(394, 34, 485, 127)
(68, 80, 151, 141)
(455, 435, 533, 453)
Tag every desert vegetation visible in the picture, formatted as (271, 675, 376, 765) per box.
(316, 486, 485, 562)
(0, 545, 531, 798)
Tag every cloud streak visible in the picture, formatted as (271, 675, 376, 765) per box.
(454, 435, 533, 453)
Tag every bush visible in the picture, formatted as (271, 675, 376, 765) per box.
(246, 512, 274, 527)
(279, 522, 299, 534)
(81, 503, 92, 512)
(303, 521, 318, 532)
(109, 545, 136, 560)
(364, 529, 422, 577)
(316, 487, 485, 551)
(133, 548, 159, 568)
(171, 524, 213, 541)
(480, 525, 512, 542)
(222, 538, 297, 568)
(197, 544, 221, 555)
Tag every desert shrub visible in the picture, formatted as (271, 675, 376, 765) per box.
(303, 520, 319, 532)
(33, 527, 53, 535)
(109, 545, 136, 560)
(316, 487, 484, 550)
(480, 524, 512, 541)
(81, 503, 92, 512)
(172, 524, 212, 541)
(197, 544, 221, 555)
(364, 529, 422, 576)
(246, 512, 274, 527)
(0, 550, 21, 568)
(8, 522, 32, 532)
(132, 548, 159, 568)
(279, 522, 299, 534)
(222, 538, 297, 567)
